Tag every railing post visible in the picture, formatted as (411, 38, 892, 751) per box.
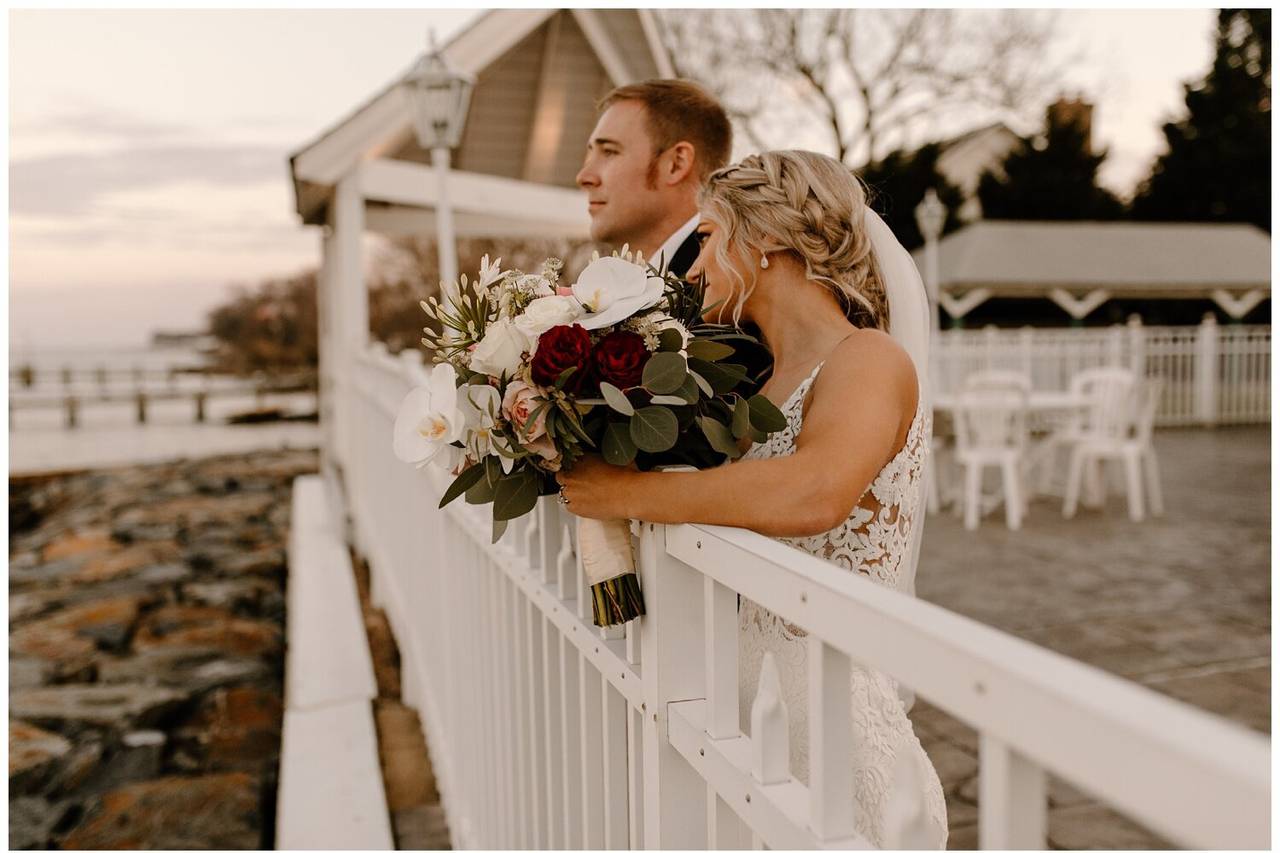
(979, 733, 1047, 849)
(638, 522, 708, 848)
(1127, 314, 1145, 378)
(1195, 312, 1219, 427)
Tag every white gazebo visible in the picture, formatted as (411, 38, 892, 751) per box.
(288, 9, 671, 490)
(913, 220, 1272, 325)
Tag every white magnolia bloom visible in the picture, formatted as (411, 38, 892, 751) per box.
(572, 256, 665, 331)
(470, 318, 532, 378)
(515, 295, 584, 338)
(392, 362, 465, 468)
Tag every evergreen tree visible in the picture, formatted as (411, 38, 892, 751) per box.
(1131, 9, 1270, 231)
(859, 143, 965, 252)
(977, 119, 1125, 221)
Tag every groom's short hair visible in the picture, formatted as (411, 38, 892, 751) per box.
(598, 79, 732, 184)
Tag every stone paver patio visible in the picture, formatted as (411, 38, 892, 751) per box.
(908, 426, 1270, 849)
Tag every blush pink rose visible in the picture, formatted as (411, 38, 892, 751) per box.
(502, 380, 557, 460)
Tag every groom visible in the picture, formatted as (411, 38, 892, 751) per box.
(576, 80, 771, 384)
(575, 79, 731, 279)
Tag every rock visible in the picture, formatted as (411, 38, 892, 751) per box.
(41, 527, 116, 562)
(76, 731, 166, 796)
(182, 578, 279, 613)
(98, 648, 269, 692)
(115, 492, 276, 530)
(219, 548, 286, 577)
(46, 739, 105, 797)
(11, 595, 146, 663)
(9, 558, 86, 589)
(61, 773, 261, 850)
(9, 796, 75, 850)
(173, 686, 281, 772)
(9, 657, 54, 689)
(11, 684, 189, 734)
(10, 721, 72, 795)
(74, 542, 183, 583)
(134, 605, 283, 660)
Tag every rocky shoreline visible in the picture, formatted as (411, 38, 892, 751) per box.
(9, 448, 318, 849)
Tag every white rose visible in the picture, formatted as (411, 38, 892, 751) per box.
(514, 295, 584, 337)
(392, 362, 465, 469)
(470, 319, 531, 378)
(572, 256, 665, 330)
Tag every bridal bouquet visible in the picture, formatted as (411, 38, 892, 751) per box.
(392, 249, 782, 627)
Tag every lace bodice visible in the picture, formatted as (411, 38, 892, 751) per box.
(738, 361, 948, 848)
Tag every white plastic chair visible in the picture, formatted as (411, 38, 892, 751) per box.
(962, 369, 1032, 394)
(954, 386, 1029, 531)
(1062, 368, 1143, 520)
(1130, 378, 1165, 516)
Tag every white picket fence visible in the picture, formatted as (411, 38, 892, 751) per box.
(934, 317, 1270, 427)
(331, 344, 1269, 850)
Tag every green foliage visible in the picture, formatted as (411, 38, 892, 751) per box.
(859, 143, 966, 251)
(1131, 9, 1271, 230)
(977, 121, 1125, 221)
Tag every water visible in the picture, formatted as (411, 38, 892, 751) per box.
(8, 340, 320, 475)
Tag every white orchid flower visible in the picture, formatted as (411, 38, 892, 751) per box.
(392, 362, 465, 468)
(572, 256, 665, 331)
(459, 383, 515, 474)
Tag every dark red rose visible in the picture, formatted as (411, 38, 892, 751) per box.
(593, 331, 650, 390)
(531, 324, 594, 391)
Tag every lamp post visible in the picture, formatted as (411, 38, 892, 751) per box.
(914, 188, 946, 333)
(406, 35, 475, 302)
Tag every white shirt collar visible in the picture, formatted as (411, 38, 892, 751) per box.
(652, 213, 701, 273)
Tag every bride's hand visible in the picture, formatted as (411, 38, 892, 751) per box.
(555, 455, 638, 520)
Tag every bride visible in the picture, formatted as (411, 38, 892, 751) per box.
(556, 149, 947, 848)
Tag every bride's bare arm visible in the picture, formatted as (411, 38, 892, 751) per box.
(556, 331, 919, 537)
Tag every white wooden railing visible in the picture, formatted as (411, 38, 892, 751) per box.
(934, 317, 1270, 427)
(336, 344, 1269, 850)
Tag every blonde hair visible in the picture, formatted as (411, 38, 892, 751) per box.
(699, 150, 887, 329)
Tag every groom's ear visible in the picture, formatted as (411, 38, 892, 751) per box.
(659, 141, 698, 187)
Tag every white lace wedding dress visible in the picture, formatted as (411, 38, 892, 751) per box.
(737, 361, 948, 848)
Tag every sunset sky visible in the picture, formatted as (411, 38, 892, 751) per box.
(9, 8, 1218, 349)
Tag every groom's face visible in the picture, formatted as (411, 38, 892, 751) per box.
(576, 101, 667, 246)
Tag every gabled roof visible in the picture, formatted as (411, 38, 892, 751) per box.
(913, 220, 1271, 295)
(289, 10, 673, 224)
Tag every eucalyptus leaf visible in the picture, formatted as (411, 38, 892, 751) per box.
(602, 422, 639, 465)
(493, 470, 540, 521)
(599, 382, 635, 416)
(658, 328, 685, 353)
(439, 463, 486, 509)
(630, 405, 679, 453)
(732, 396, 752, 440)
(491, 518, 509, 544)
(465, 472, 496, 505)
(689, 370, 714, 399)
(687, 339, 735, 362)
(689, 358, 748, 394)
(641, 352, 688, 395)
(698, 416, 742, 459)
(648, 394, 688, 406)
(748, 394, 788, 433)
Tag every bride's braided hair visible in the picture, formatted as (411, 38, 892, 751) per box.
(699, 150, 887, 330)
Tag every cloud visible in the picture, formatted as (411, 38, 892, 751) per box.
(9, 144, 289, 215)
(12, 108, 192, 141)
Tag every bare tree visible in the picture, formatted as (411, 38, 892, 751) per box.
(659, 9, 1062, 166)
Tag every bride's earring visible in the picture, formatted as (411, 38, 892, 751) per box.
(760, 254, 770, 269)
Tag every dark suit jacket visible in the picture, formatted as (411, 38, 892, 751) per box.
(664, 230, 774, 388)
